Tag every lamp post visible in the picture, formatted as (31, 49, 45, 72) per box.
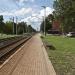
(41, 6, 46, 36)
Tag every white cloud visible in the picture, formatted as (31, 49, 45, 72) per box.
(20, 16, 41, 23)
(14, 8, 32, 16)
(0, 12, 13, 16)
(19, 7, 54, 30)
(20, 16, 31, 22)
(20, 7, 54, 23)
(20, 16, 40, 26)
(31, 7, 54, 22)
(0, 6, 54, 30)
(0, 7, 32, 16)
(39, 7, 54, 17)
(31, 0, 34, 2)
(19, 0, 35, 3)
(19, 0, 27, 3)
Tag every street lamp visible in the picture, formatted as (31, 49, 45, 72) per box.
(41, 6, 46, 36)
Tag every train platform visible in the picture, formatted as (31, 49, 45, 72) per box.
(0, 34, 56, 75)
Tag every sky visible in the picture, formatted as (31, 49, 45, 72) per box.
(0, 0, 54, 30)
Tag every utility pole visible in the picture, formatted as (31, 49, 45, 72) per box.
(25, 22, 28, 33)
(16, 17, 18, 35)
(41, 6, 46, 36)
(13, 17, 15, 35)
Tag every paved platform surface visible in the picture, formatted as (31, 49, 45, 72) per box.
(10, 34, 56, 75)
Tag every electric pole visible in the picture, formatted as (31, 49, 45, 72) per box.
(41, 6, 46, 36)
(16, 17, 18, 35)
(13, 17, 15, 35)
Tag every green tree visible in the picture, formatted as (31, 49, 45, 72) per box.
(5, 21, 13, 34)
(17, 22, 28, 34)
(53, 0, 75, 33)
(0, 15, 3, 22)
(40, 14, 53, 33)
(0, 15, 5, 33)
(27, 25, 33, 33)
(27, 25, 36, 33)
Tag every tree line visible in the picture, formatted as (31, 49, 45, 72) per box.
(40, 14, 54, 33)
(0, 15, 36, 34)
(53, 0, 75, 33)
(40, 0, 75, 34)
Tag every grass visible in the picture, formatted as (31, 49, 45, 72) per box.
(0, 33, 17, 39)
(42, 35, 75, 75)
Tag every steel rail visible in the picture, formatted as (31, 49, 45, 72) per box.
(0, 36, 26, 49)
(0, 35, 32, 59)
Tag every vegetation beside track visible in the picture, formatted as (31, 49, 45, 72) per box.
(0, 34, 17, 39)
(42, 35, 75, 75)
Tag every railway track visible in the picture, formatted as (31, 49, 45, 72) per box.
(0, 33, 33, 64)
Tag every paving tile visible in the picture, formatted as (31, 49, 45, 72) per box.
(11, 34, 56, 75)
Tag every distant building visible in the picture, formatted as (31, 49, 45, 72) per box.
(47, 20, 61, 34)
(52, 20, 60, 31)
